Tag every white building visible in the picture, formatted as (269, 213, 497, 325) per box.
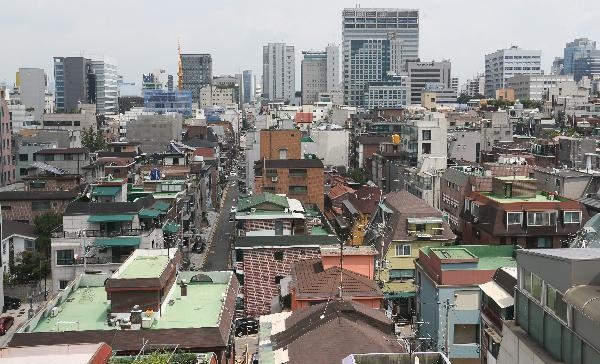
(262, 43, 295, 102)
(17, 68, 46, 121)
(199, 84, 236, 108)
(407, 60, 452, 105)
(507, 74, 576, 101)
(305, 129, 350, 167)
(463, 73, 485, 97)
(1, 221, 37, 275)
(484, 46, 542, 97)
(91, 57, 119, 115)
(301, 45, 340, 105)
(342, 8, 419, 106)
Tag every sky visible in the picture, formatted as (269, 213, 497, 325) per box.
(2, 0, 599, 94)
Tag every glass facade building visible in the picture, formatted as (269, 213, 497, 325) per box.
(143, 90, 192, 117)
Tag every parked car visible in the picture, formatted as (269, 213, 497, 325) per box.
(0, 316, 14, 335)
(3, 296, 21, 310)
(229, 171, 237, 177)
(192, 241, 206, 253)
(235, 317, 259, 337)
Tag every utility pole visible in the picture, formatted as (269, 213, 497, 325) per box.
(440, 298, 456, 357)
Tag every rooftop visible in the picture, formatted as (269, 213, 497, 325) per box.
(480, 191, 570, 203)
(422, 245, 517, 271)
(118, 255, 170, 279)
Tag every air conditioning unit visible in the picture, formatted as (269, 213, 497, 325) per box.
(51, 307, 59, 317)
(271, 176, 278, 182)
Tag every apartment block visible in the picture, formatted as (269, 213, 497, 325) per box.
(262, 43, 295, 102)
(406, 60, 452, 105)
(259, 129, 301, 160)
(484, 46, 542, 97)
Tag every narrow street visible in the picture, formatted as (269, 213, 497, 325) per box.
(202, 176, 239, 271)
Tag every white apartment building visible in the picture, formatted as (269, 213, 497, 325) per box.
(484, 46, 542, 97)
(262, 43, 295, 102)
(507, 74, 576, 101)
(463, 73, 485, 97)
(301, 45, 340, 105)
(199, 84, 236, 108)
(91, 57, 119, 114)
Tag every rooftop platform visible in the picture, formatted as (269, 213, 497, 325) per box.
(118, 255, 170, 279)
(481, 191, 569, 203)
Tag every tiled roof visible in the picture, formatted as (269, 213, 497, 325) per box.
(193, 147, 215, 158)
(269, 300, 403, 363)
(0, 189, 79, 201)
(65, 195, 156, 215)
(35, 148, 87, 154)
(327, 184, 355, 200)
(237, 192, 289, 212)
(294, 112, 314, 123)
(1, 221, 37, 240)
(290, 259, 382, 299)
(347, 186, 381, 214)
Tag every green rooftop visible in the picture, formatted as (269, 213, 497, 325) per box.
(237, 192, 288, 212)
(91, 186, 121, 197)
(153, 282, 228, 329)
(33, 286, 110, 332)
(424, 245, 517, 271)
(310, 226, 329, 235)
(119, 255, 170, 279)
(431, 248, 477, 260)
(481, 191, 569, 203)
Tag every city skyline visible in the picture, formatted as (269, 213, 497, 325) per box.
(1, 0, 600, 93)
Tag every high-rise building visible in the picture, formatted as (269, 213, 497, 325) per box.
(573, 49, 600, 82)
(0, 88, 15, 187)
(451, 77, 459, 93)
(484, 46, 542, 97)
(180, 54, 212, 102)
(16, 68, 46, 121)
(342, 8, 419, 107)
(463, 73, 485, 97)
(301, 45, 340, 105)
(91, 57, 118, 114)
(262, 43, 295, 102)
(142, 69, 167, 92)
(406, 60, 451, 105)
(53, 57, 95, 113)
(242, 70, 255, 104)
(563, 38, 596, 75)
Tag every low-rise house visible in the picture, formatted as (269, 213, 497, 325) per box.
(33, 148, 89, 175)
(415, 245, 517, 364)
(0, 343, 113, 364)
(462, 176, 589, 247)
(258, 300, 405, 363)
(0, 188, 79, 224)
(11, 249, 239, 362)
(343, 186, 381, 245)
(365, 190, 455, 319)
(1, 221, 37, 274)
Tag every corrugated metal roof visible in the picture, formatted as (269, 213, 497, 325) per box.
(479, 281, 514, 308)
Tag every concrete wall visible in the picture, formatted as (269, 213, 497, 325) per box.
(310, 129, 349, 167)
(126, 114, 183, 154)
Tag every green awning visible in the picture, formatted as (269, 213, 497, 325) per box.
(91, 186, 121, 197)
(88, 214, 134, 223)
(163, 222, 181, 234)
(384, 292, 415, 299)
(139, 208, 161, 219)
(94, 237, 140, 247)
(389, 269, 415, 279)
(152, 201, 171, 212)
(379, 202, 394, 214)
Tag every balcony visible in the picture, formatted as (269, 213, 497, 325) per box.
(51, 226, 155, 239)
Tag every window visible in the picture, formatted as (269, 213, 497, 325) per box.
(454, 324, 479, 344)
(389, 269, 415, 281)
(395, 244, 411, 256)
(44, 154, 54, 161)
(546, 284, 568, 323)
(266, 169, 278, 177)
(59, 280, 70, 289)
(537, 237, 553, 248)
(56, 249, 74, 265)
(32, 201, 51, 211)
(19, 154, 28, 162)
(279, 148, 287, 160)
(19, 168, 29, 176)
(507, 212, 523, 225)
(422, 130, 431, 140)
(563, 211, 581, 224)
(24, 239, 35, 252)
(64, 154, 74, 161)
(527, 211, 554, 226)
(1, 205, 11, 210)
(422, 143, 431, 154)
(289, 186, 308, 194)
(274, 275, 285, 284)
(273, 251, 284, 260)
(531, 273, 543, 302)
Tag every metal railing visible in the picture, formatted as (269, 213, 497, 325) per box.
(51, 226, 154, 238)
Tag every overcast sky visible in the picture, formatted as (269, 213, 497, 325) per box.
(2, 0, 599, 93)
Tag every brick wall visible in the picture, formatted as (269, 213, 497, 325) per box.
(242, 247, 321, 316)
(259, 130, 301, 160)
(23, 177, 81, 191)
(255, 167, 324, 211)
(1, 199, 72, 223)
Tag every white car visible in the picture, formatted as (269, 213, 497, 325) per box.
(229, 171, 237, 177)
(230, 206, 237, 214)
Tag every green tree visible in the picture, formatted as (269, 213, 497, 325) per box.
(457, 93, 485, 104)
(34, 212, 63, 256)
(82, 126, 107, 152)
(345, 168, 366, 184)
(9, 251, 50, 284)
(519, 99, 544, 109)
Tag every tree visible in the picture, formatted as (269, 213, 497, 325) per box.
(345, 167, 366, 184)
(457, 93, 485, 104)
(8, 251, 50, 284)
(34, 212, 63, 257)
(82, 126, 107, 152)
(519, 99, 544, 109)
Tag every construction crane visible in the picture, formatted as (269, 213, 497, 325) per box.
(177, 37, 184, 91)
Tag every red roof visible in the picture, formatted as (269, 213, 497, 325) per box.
(193, 147, 215, 158)
(294, 112, 314, 124)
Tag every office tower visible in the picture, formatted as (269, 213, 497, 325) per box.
(406, 60, 451, 105)
(563, 38, 596, 75)
(262, 43, 295, 102)
(242, 70, 255, 104)
(90, 58, 118, 114)
(53, 57, 95, 113)
(301, 45, 340, 105)
(342, 8, 419, 106)
(551, 57, 564, 75)
(463, 73, 485, 96)
(484, 46, 542, 97)
(451, 77, 459, 93)
(573, 50, 600, 82)
(16, 68, 46, 121)
(180, 54, 212, 102)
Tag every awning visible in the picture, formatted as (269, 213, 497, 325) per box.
(152, 201, 171, 212)
(94, 237, 140, 247)
(88, 214, 134, 223)
(139, 208, 161, 219)
(407, 217, 443, 225)
(479, 281, 514, 308)
(163, 222, 181, 234)
(384, 292, 415, 299)
(91, 186, 121, 197)
(564, 285, 600, 322)
(379, 202, 394, 214)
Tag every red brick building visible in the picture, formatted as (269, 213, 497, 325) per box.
(0, 189, 79, 224)
(0, 92, 15, 186)
(259, 129, 301, 160)
(461, 176, 588, 248)
(254, 159, 325, 210)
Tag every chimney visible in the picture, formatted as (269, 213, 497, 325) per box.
(180, 279, 188, 297)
